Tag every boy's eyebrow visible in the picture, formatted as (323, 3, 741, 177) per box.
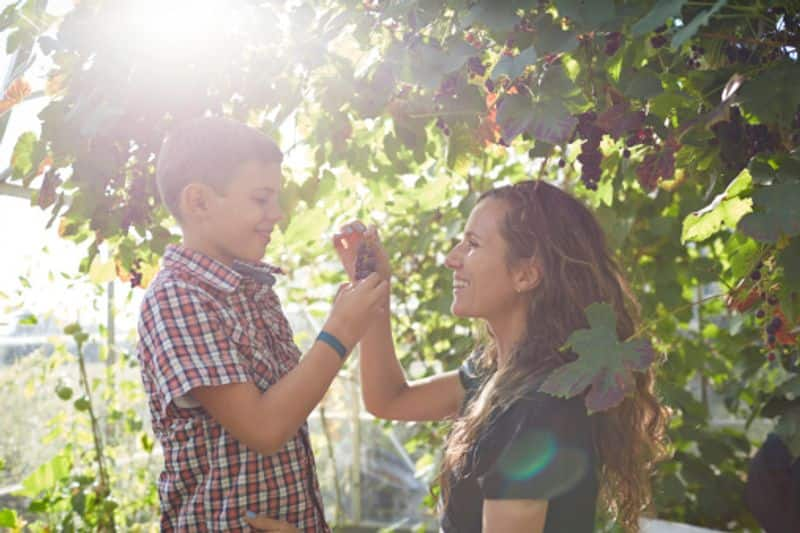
(252, 186, 277, 192)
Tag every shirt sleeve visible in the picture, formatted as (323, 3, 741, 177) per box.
(141, 281, 251, 416)
(478, 395, 594, 501)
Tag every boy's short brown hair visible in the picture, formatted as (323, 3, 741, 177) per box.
(156, 116, 283, 219)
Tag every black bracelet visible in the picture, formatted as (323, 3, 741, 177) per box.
(316, 330, 348, 360)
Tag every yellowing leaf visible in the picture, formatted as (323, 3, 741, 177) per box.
(681, 169, 753, 243)
(16, 448, 71, 498)
(88, 256, 116, 284)
(139, 260, 160, 289)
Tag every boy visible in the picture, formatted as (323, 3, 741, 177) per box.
(137, 117, 387, 531)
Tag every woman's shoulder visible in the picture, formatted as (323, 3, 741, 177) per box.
(502, 387, 592, 442)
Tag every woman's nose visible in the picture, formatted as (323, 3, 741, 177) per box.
(444, 246, 461, 270)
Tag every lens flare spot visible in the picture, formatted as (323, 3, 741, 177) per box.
(495, 430, 591, 498)
(497, 430, 558, 481)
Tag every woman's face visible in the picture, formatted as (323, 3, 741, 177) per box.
(445, 197, 529, 322)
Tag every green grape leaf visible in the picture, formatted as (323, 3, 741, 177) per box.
(531, 15, 578, 56)
(682, 169, 753, 243)
(461, 0, 521, 35)
(621, 69, 663, 100)
(539, 303, 655, 413)
(671, 0, 726, 49)
(774, 406, 800, 459)
(737, 182, 800, 243)
(10, 131, 37, 180)
(631, 0, 686, 36)
(491, 46, 538, 82)
(497, 92, 534, 143)
(18, 313, 38, 326)
(739, 62, 800, 130)
(554, 0, 616, 30)
(447, 122, 481, 174)
(0, 508, 18, 528)
(527, 101, 578, 145)
(74, 397, 91, 412)
(777, 238, 800, 324)
(15, 448, 71, 498)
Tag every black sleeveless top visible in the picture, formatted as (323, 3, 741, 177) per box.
(440, 353, 598, 532)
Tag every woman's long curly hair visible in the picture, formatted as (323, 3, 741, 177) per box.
(439, 180, 669, 532)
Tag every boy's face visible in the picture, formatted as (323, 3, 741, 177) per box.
(200, 160, 284, 265)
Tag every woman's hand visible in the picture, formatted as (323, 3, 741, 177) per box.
(244, 513, 299, 532)
(333, 221, 391, 282)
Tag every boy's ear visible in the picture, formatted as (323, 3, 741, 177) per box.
(513, 257, 541, 293)
(179, 183, 215, 220)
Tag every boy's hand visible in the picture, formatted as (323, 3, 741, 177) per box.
(324, 272, 389, 350)
(245, 513, 299, 532)
(333, 221, 391, 282)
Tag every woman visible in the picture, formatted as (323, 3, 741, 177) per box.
(333, 180, 669, 532)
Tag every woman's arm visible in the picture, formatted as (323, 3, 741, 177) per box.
(359, 304, 464, 421)
(335, 223, 465, 421)
(482, 499, 548, 533)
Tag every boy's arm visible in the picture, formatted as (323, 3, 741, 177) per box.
(191, 338, 344, 456)
(181, 274, 387, 457)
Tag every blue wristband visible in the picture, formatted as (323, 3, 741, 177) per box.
(317, 330, 348, 360)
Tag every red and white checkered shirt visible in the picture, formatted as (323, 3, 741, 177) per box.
(137, 245, 329, 532)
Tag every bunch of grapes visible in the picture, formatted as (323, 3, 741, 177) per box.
(467, 56, 487, 77)
(686, 44, 705, 69)
(575, 111, 603, 190)
(604, 32, 622, 56)
(766, 315, 782, 347)
(129, 259, 143, 288)
(649, 25, 668, 48)
(711, 106, 779, 171)
(355, 241, 377, 280)
(121, 176, 150, 233)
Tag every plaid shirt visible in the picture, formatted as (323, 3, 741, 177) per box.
(137, 245, 329, 532)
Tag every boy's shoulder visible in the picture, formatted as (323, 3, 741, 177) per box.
(138, 265, 223, 328)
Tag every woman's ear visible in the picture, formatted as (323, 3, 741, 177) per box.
(514, 257, 541, 293)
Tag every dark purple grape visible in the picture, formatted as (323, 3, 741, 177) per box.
(756, 309, 766, 319)
(750, 269, 762, 281)
(355, 241, 376, 280)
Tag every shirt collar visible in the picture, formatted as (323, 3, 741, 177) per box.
(163, 244, 282, 292)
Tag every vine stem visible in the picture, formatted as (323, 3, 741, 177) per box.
(408, 110, 482, 119)
(632, 291, 725, 340)
(699, 31, 799, 48)
(76, 338, 116, 532)
(686, 1, 760, 14)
